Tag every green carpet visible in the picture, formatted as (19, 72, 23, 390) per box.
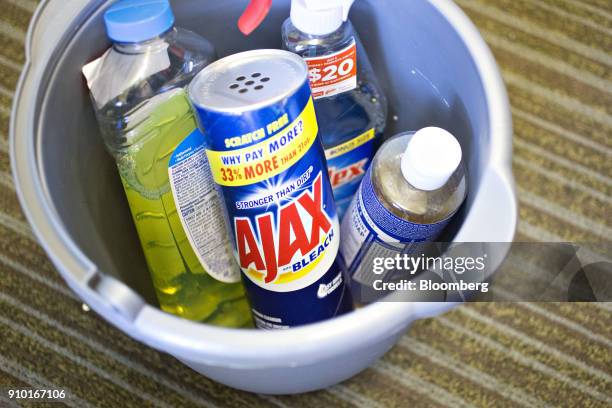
(0, 0, 610, 406)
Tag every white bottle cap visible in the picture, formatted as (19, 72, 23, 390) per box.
(290, 0, 354, 36)
(400, 127, 463, 191)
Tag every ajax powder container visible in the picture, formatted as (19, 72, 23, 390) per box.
(188, 50, 354, 329)
(281, 0, 388, 218)
(340, 127, 467, 296)
(82, 0, 252, 327)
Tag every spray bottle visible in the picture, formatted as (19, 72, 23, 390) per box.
(238, 0, 388, 218)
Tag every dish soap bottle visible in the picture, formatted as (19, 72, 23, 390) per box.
(82, 0, 252, 327)
(340, 127, 467, 294)
(281, 0, 388, 218)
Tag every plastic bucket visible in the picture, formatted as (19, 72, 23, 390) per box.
(11, 0, 516, 394)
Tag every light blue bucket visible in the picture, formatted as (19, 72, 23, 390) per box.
(11, 0, 516, 394)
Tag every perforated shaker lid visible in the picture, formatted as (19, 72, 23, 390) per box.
(400, 127, 463, 191)
(189, 49, 308, 113)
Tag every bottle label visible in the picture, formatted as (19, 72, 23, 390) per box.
(203, 97, 341, 293)
(168, 128, 240, 283)
(305, 39, 357, 99)
(325, 128, 376, 218)
(340, 168, 450, 284)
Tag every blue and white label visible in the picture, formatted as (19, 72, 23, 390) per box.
(168, 128, 240, 283)
(325, 128, 377, 219)
(340, 167, 450, 284)
(193, 80, 354, 327)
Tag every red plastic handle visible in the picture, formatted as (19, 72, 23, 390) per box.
(238, 0, 273, 35)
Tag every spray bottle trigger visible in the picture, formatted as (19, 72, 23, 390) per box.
(238, 0, 272, 35)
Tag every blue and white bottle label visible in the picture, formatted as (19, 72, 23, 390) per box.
(340, 167, 450, 284)
(325, 128, 377, 219)
(168, 128, 240, 283)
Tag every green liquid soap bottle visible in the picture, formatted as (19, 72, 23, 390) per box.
(82, 0, 252, 328)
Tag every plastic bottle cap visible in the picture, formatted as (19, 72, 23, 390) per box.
(291, 0, 355, 36)
(400, 127, 463, 191)
(104, 0, 175, 43)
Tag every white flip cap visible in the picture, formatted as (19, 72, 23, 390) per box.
(290, 0, 354, 36)
(400, 127, 463, 191)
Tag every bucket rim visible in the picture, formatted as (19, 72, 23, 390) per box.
(10, 0, 516, 368)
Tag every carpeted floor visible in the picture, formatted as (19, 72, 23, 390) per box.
(0, 0, 611, 407)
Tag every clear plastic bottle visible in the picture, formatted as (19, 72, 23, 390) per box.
(340, 127, 467, 295)
(82, 0, 252, 327)
(281, 0, 388, 218)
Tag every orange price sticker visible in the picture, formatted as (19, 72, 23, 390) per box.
(304, 40, 357, 99)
